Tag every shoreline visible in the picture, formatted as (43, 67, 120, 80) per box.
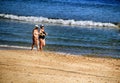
(0, 46, 120, 59)
(0, 50, 120, 83)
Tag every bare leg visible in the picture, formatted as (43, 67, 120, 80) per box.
(39, 39, 46, 51)
(36, 39, 39, 51)
(39, 39, 43, 51)
(42, 39, 46, 47)
(31, 37, 39, 51)
(39, 39, 42, 51)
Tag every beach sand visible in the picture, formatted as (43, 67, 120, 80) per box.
(0, 50, 120, 83)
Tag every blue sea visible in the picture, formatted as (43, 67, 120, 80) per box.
(0, 0, 120, 58)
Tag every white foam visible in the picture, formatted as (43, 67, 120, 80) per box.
(0, 45, 31, 49)
(0, 13, 117, 27)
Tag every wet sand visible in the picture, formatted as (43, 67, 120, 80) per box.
(0, 50, 120, 83)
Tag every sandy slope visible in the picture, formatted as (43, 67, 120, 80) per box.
(0, 50, 120, 83)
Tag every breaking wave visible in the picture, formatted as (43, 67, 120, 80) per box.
(0, 13, 117, 27)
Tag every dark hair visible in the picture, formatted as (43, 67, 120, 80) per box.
(35, 27, 38, 29)
(40, 26, 44, 29)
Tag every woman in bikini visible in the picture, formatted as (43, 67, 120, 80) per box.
(39, 25, 47, 51)
(31, 25, 39, 51)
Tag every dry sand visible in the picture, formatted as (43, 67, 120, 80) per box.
(0, 50, 120, 83)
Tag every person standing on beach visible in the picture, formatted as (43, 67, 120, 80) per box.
(31, 25, 39, 51)
(39, 25, 47, 51)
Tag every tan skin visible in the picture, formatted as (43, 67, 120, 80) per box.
(31, 27, 39, 51)
(39, 26, 46, 51)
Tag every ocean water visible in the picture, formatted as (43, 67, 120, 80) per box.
(0, 0, 120, 58)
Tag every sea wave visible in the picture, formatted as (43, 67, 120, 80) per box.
(0, 45, 31, 49)
(0, 13, 117, 27)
